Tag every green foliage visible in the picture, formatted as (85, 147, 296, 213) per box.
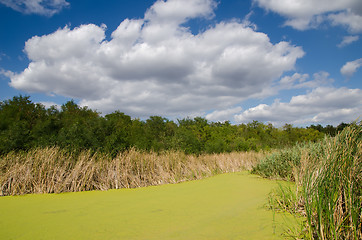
(171, 118, 202, 154)
(104, 111, 132, 155)
(0, 95, 45, 152)
(308, 123, 349, 136)
(252, 145, 302, 181)
(252, 139, 326, 181)
(268, 183, 299, 214)
(56, 100, 102, 152)
(256, 123, 362, 239)
(300, 124, 362, 239)
(0, 95, 333, 155)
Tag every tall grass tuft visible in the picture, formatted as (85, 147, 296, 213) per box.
(254, 124, 362, 239)
(0, 148, 263, 196)
(251, 140, 325, 181)
(300, 124, 362, 240)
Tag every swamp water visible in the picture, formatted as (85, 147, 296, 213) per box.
(0, 172, 299, 239)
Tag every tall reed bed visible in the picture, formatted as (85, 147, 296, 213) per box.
(299, 124, 361, 240)
(0, 148, 263, 196)
(253, 124, 362, 239)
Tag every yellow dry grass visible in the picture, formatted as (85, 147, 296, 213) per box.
(0, 147, 264, 196)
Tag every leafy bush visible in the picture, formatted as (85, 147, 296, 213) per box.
(251, 146, 301, 180)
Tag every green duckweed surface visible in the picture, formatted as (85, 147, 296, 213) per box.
(0, 172, 299, 240)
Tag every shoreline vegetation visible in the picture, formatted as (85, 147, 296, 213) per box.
(253, 123, 362, 239)
(0, 148, 263, 196)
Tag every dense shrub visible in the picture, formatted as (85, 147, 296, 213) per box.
(251, 146, 302, 180)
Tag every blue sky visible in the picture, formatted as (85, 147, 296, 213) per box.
(0, 0, 361, 126)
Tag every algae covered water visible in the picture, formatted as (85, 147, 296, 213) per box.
(0, 172, 298, 239)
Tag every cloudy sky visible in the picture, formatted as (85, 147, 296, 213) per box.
(0, 0, 361, 126)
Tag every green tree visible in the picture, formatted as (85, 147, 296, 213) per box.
(129, 118, 148, 150)
(144, 116, 175, 151)
(0, 95, 48, 152)
(104, 111, 132, 154)
(56, 100, 102, 151)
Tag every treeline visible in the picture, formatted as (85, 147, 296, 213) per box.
(0, 95, 348, 155)
(307, 123, 350, 137)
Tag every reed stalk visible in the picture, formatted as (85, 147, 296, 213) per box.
(259, 124, 361, 239)
(0, 148, 263, 196)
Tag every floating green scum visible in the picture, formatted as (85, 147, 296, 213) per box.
(0, 172, 300, 240)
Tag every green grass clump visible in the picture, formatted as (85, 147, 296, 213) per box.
(251, 140, 325, 181)
(300, 123, 362, 240)
(254, 123, 362, 239)
(251, 146, 301, 181)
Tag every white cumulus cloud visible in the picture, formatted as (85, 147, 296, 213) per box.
(328, 9, 362, 33)
(278, 71, 333, 90)
(340, 58, 362, 77)
(0, 0, 69, 16)
(8, 0, 304, 119)
(234, 87, 362, 126)
(337, 35, 359, 47)
(205, 106, 243, 123)
(253, 0, 362, 32)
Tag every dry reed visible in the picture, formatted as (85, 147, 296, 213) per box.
(0, 147, 263, 196)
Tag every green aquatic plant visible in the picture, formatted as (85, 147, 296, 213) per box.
(300, 124, 362, 240)
(251, 146, 301, 181)
(262, 123, 362, 239)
